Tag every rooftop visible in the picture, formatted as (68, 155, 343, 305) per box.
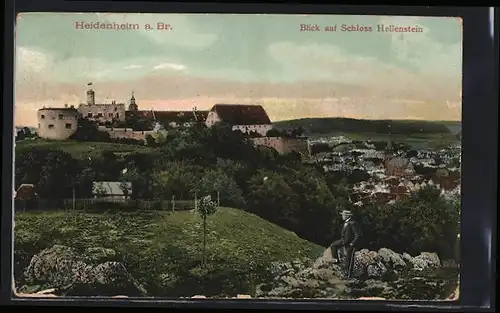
(211, 104, 272, 125)
(38, 107, 78, 112)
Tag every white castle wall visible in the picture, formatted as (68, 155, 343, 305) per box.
(78, 102, 126, 123)
(233, 124, 273, 137)
(37, 108, 79, 140)
(251, 136, 309, 155)
(98, 126, 157, 142)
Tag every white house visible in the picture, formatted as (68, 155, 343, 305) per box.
(92, 181, 132, 201)
(205, 104, 273, 136)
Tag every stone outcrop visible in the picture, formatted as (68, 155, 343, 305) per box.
(18, 245, 147, 297)
(256, 247, 454, 300)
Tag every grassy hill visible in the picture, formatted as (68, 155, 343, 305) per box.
(15, 139, 153, 159)
(436, 120, 462, 134)
(14, 207, 324, 297)
(273, 117, 453, 136)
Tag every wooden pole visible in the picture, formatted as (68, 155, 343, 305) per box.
(217, 191, 220, 207)
(72, 187, 76, 211)
(203, 215, 207, 268)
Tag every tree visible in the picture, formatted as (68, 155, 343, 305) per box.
(151, 162, 201, 200)
(197, 195, 218, 268)
(310, 143, 331, 155)
(266, 129, 281, 137)
(145, 134, 157, 147)
(16, 130, 26, 141)
(70, 118, 110, 142)
(36, 150, 80, 200)
(284, 166, 341, 245)
(246, 170, 300, 229)
(92, 151, 124, 181)
(197, 169, 246, 208)
(356, 185, 460, 259)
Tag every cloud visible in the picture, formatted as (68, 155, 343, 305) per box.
(152, 62, 186, 71)
(15, 45, 188, 82)
(268, 41, 422, 95)
(267, 37, 461, 102)
(123, 64, 142, 69)
(16, 47, 49, 73)
(99, 13, 218, 49)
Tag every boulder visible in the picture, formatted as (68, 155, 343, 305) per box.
(22, 245, 147, 297)
(256, 247, 449, 300)
(84, 247, 117, 264)
(377, 248, 407, 270)
(411, 252, 441, 271)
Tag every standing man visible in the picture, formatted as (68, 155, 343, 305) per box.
(330, 210, 362, 277)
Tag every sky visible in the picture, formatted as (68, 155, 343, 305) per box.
(14, 13, 462, 127)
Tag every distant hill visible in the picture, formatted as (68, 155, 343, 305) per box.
(436, 121, 462, 135)
(14, 208, 323, 297)
(273, 118, 453, 136)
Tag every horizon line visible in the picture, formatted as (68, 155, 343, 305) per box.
(15, 117, 462, 128)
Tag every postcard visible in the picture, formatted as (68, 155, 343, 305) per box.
(12, 12, 462, 301)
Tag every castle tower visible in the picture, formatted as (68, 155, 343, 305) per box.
(128, 91, 138, 111)
(86, 82, 95, 105)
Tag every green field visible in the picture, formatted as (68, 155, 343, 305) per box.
(15, 139, 153, 159)
(14, 207, 324, 297)
(344, 132, 458, 148)
(307, 131, 459, 150)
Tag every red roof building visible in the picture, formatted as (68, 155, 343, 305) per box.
(205, 104, 274, 136)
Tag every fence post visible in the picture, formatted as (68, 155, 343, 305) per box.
(171, 195, 175, 212)
(72, 187, 76, 211)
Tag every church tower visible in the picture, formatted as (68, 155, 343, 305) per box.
(86, 82, 95, 105)
(128, 91, 138, 111)
(384, 124, 394, 163)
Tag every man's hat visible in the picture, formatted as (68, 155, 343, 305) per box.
(340, 210, 353, 216)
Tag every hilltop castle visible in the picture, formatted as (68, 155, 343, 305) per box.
(77, 82, 127, 124)
(35, 83, 308, 156)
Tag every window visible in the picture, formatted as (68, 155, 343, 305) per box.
(88, 113, 93, 118)
(97, 113, 103, 117)
(48, 124, 54, 129)
(116, 113, 119, 118)
(38, 123, 41, 128)
(108, 113, 113, 118)
(58, 114, 63, 119)
(65, 123, 72, 129)
(41, 114, 45, 119)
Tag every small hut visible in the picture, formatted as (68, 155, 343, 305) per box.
(14, 184, 38, 211)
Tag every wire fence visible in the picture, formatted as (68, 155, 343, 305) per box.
(14, 198, 201, 213)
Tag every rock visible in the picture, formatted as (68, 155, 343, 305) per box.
(402, 253, 413, 263)
(351, 249, 380, 279)
(367, 262, 387, 278)
(24, 245, 92, 290)
(377, 248, 406, 269)
(84, 247, 117, 264)
(256, 247, 448, 300)
(23, 245, 147, 297)
(355, 249, 379, 266)
(411, 252, 441, 271)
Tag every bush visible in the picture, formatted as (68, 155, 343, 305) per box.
(355, 186, 460, 259)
